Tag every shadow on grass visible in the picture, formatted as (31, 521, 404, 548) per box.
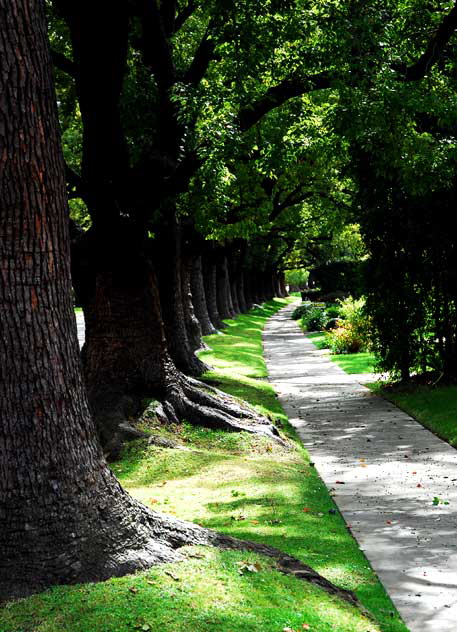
(112, 445, 230, 487)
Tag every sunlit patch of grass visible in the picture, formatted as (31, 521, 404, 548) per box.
(0, 549, 381, 632)
(2, 298, 406, 632)
(307, 332, 377, 374)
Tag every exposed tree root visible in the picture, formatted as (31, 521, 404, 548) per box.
(1, 490, 364, 615)
(92, 365, 284, 459)
(155, 375, 284, 443)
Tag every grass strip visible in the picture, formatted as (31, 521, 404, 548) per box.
(1, 298, 406, 632)
(307, 332, 377, 375)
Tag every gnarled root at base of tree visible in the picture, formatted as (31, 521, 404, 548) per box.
(0, 488, 364, 615)
(158, 375, 284, 441)
(98, 373, 285, 459)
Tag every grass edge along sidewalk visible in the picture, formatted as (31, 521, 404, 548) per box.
(307, 331, 457, 459)
(1, 298, 406, 632)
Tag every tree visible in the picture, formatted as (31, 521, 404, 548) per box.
(335, 0, 457, 380)
(46, 0, 342, 451)
(1, 0, 361, 604)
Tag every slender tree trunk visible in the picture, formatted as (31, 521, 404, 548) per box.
(216, 256, 235, 319)
(255, 271, 267, 304)
(182, 254, 206, 352)
(229, 256, 241, 315)
(236, 270, 248, 312)
(279, 272, 288, 297)
(155, 213, 207, 377)
(203, 254, 225, 329)
(190, 256, 217, 335)
(244, 270, 254, 308)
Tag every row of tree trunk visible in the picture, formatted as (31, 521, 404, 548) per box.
(71, 221, 287, 456)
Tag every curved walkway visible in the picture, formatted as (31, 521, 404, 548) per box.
(263, 304, 457, 632)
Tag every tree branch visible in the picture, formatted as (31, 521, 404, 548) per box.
(160, 0, 178, 38)
(65, 163, 89, 203)
(134, 0, 176, 89)
(50, 48, 79, 79)
(174, 0, 196, 33)
(394, 1, 457, 81)
(237, 72, 331, 131)
(182, 30, 217, 85)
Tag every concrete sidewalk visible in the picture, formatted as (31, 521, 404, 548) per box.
(263, 304, 457, 632)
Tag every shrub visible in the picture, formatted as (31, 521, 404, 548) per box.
(326, 323, 364, 354)
(325, 305, 342, 319)
(325, 297, 372, 354)
(302, 307, 327, 331)
(325, 317, 340, 330)
(291, 302, 313, 320)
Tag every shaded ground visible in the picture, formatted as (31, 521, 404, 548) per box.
(263, 304, 457, 632)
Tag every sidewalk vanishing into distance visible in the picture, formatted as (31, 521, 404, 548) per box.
(263, 304, 457, 632)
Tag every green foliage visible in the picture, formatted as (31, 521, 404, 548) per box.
(301, 306, 327, 331)
(325, 305, 341, 319)
(285, 268, 309, 289)
(325, 297, 371, 354)
(308, 333, 377, 374)
(309, 260, 367, 297)
(326, 323, 365, 354)
(291, 301, 313, 320)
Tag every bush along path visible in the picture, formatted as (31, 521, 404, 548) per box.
(263, 303, 457, 632)
(3, 299, 404, 632)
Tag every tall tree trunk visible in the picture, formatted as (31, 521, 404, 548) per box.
(236, 270, 248, 313)
(155, 213, 207, 377)
(216, 255, 235, 319)
(182, 253, 206, 352)
(244, 270, 254, 309)
(0, 1, 211, 598)
(229, 257, 241, 315)
(190, 256, 218, 335)
(279, 271, 288, 297)
(203, 252, 225, 329)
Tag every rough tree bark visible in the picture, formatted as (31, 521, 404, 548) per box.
(228, 255, 241, 315)
(61, 1, 280, 450)
(155, 212, 207, 376)
(182, 253, 207, 352)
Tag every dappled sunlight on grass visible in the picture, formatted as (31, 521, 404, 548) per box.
(2, 298, 406, 632)
(1, 549, 381, 632)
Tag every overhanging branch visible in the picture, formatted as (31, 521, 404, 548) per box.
(237, 72, 331, 131)
(394, 1, 457, 80)
(50, 49, 79, 79)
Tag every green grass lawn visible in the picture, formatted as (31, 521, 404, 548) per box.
(1, 298, 406, 632)
(307, 332, 377, 374)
